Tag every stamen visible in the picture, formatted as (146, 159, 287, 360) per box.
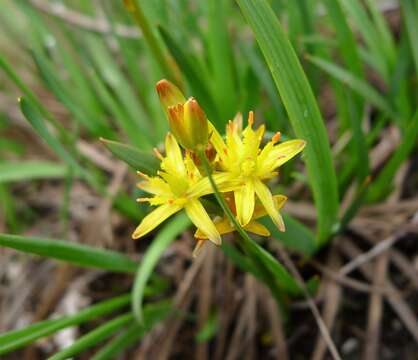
(248, 111, 254, 126)
(136, 171, 150, 179)
(272, 132, 281, 143)
(153, 147, 163, 160)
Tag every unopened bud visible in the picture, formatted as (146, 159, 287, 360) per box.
(155, 79, 185, 112)
(183, 98, 209, 150)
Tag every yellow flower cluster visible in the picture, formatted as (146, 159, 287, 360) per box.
(132, 80, 306, 255)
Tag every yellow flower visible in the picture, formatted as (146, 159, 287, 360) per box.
(210, 112, 305, 230)
(193, 194, 287, 256)
(132, 133, 233, 245)
(156, 79, 208, 151)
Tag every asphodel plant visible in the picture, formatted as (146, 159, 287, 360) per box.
(133, 79, 306, 256)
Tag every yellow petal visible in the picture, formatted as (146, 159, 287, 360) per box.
(132, 203, 182, 239)
(253, 194, 287, 219)
(185, 199, 221, 245)
(187, 172, 239, 198)
(244, 221, 271, 236)
(254, 180, 285, 231)
(194, 217, 234, 239)
(164, 133, 185, 175)
(235, 180, 255, 226)
(209, 122, 227, 161)
(270, 139, 306, 168)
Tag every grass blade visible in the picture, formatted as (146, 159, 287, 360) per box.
(48, 313, 134, 360)
(0, 234, 137, 273)
(367, 110, 418, 202)
(0, 294, 130, 355)
(236, 0, 339, 244)
(158, 26, 223, 130)
(92, 301, 172, 360)
(19, 97, 83, 174)
(206, 0, 237, 122)
(261, 214, 316, 256)
(0, 161, 69, 183)
(132, 213, 190, 322)
(307, 55, 398, 120)
(401, 0, 418, 75)
(100, 138, 159, 174)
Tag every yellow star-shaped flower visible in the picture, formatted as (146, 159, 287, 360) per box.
(132, 133, 234, 245)
(209, 112, 305, 230)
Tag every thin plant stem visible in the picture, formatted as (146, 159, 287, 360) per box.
(197, 149, 285, 305)
(125, 0, 177, 83)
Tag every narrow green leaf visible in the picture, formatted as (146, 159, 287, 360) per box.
(132, 213, 190, 322)
(195, 311, 219, 343)
(0, 234, 137, 273)
(48, 314, 134, 360)
(207, 0, 237, 122)
(92, 301, 172, 360)
(368, 110, 418, 202)
(401, 0, 418, 75)
(307, 55, 398, 120)
(158, 26, 223, 130)
(0, 161, 69, 183)
(261, 214, 316, 256)
(0, 294, 130, 355)
(19, 98, 83, 175)
(100, 138, 159, 174)
(236, 0, 339, 244)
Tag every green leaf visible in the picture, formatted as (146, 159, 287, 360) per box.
(0, 294, 130, 355)
(0, 234, 137, 273)
(19, 98, 83, 175)
(48, 314, 134, 360)
(158, 26, 223, 130)
(195, 311, 219, 343)
(367, 110, 418, 202)
(307, 55, 398, 120)
(132, 213, 190, 322)
(261, 214, 316, 256)
(92, 301, 172, 360)
(236, 0, 339, 244)
(100, 138, 159, 174)
(206, 0, 237, 122)
(0, 161, 69, 183)
(401, 0, 418, 75)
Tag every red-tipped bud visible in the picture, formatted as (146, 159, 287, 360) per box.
(155, 79, 185, 112)
(183, 97, 209, 150)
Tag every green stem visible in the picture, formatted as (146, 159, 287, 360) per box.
(197, 149, 284, 305)
(127, 1, 176, 82)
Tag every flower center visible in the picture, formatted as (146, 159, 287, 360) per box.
(240, 158, 256, 177)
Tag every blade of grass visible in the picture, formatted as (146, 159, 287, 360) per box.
(206, 0, 237, 122)
(0, 161, 69, 183)
(19, 97, 83, 175)
(132, 212, 190, 322)
(323, 0, 369, 182)
(0, 294, 130, 355)
(100, 138, 159, 174)
(401, 0, 418, 75)
(0, 234, 137, 273)
(92, 301, 172, 360)
(158, 26, 223, 130)
(307, 55, 398, 120)
(261, 214, 316, 256)
(48, 313, 134, 360)
(367, 110, 418, 202)
(236, 0, 339, 244)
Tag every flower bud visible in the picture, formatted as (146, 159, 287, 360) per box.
(155, 79, 185, 112)
(166, 98, 209, 150)
(183, 98, 208, 150)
